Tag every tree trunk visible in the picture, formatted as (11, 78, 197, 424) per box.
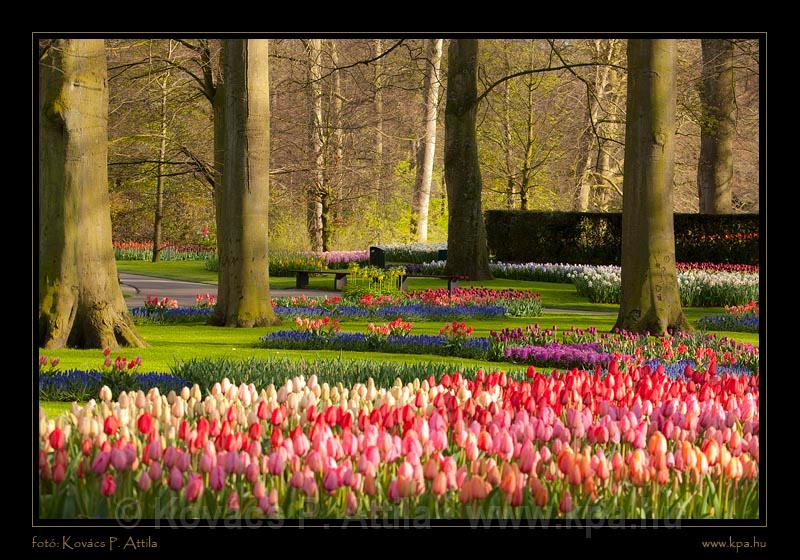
(411, 38, 444, 243)
(330, 40, 345, 230)
(151, 45, 171, 262)
(39, 39, 145, 349)
(209, 83, 229, 326)
(306, 39, 324, 251)
(614, 39, 688, 335)
(373, 39, 385, 201)
(698, 39, 735, 214)
(443, 39, 492, 280)
(214, 39, 278, 327)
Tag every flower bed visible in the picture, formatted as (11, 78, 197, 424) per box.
(38, 362, 759, 519)
(570, 266, 759, 307)
(260, 331, 490, 360)
(114, 241, 215, 261)
(698, 300, 760, 333)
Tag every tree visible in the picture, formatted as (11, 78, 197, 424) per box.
(210, 39, 279, 327)
(697, 39, 735, 214)
(410, 38, 444, 242)
(444, 39, 492, 280)
(39, 39, 145, 349)
(306, 39, 325, 251)
(614, 39, 688, 334)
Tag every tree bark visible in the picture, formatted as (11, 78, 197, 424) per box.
(306, 39, 324, 251)
(443, 40, 493, 280)
(151, 41, 173, 262)
(39, 39, 145, 349)
(373, 39, 385, 201)
(614, 39, 688, 335)
(209, 82, 229, 326)
(410, 38, 444, 242)
(213, 39, 278, 327)
(698, 39, 735, 214)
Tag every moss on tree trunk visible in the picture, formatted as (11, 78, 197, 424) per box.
(614, 39, 689, 335)
(443, 40, 493, 281)
(39, 39, 145, 349)
(212, 39, 279, 328)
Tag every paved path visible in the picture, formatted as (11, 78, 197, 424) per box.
(119, 273, 329, 308)
(119, 272, 616, 315)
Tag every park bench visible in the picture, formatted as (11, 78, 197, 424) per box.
(289, 269, 349, 290)
(397, 274, 460, 294)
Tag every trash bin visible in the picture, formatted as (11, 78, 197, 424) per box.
(369, 246, 386, 268)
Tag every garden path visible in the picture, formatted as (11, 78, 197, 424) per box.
(119, 272, 615, 314)
(119, 273, 329, 308)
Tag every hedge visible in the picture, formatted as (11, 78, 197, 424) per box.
(485, 211, 759, 265)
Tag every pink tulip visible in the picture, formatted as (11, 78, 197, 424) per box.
(246, 461, 260, 483)
(148, 461, 162, 482)
(168, 466, 184, 491)
(290, 471, 305, 489)
(559, 491, 573, 514)
(210, 465, 225, 491)
(302, 475, 318, 498)
(253, 481, 266, 500)
(227, 491, 240, 511)
(268, 450, 286, 475)
(323, 469, 339, 494)
(91, 451, 111, 475)
(186, 474, 203, 502)
(111, 447, 127, 471)
(138, 471, 152, 492)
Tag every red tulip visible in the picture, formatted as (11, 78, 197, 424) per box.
(48, 428, 65, 451)
(104, 415, 120, 436)
(101, 474, 117, 497)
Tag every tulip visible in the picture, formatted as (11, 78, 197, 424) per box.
(91, 451, 111, 475)
(48, 428, 65, 451)
(138, 471, 152, 492)
(103, 415, 120, 436)
(96, 475, 116, 499)
(111, 447, 127, 471)
(184, 474, 204, 502)
(559, 491, 573, 514)
(52, 463, 66, 485)
(227, 491, 240, 512)
(168, 466, 184, 491)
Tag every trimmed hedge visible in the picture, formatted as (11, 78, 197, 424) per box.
(485, 211, 759, 265)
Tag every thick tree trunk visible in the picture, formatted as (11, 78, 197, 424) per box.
(214, 39, 278, 327)
(306, 39, 324, 251)
(410, 38, 443, 243)
(614, 39, 688, 335)
(39, 39, 145, 349)
(698, 39, 735, 214)
(443, 40, 492, 280)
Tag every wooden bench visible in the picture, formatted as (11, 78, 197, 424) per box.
(288, 269, 349, 290)
(397, 274, 460, 294)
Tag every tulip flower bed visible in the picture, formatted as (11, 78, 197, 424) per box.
(275, 289, 542, 320)
(38, 358, 759, 520)
(490, 325, 759, 375)
(698, 301, 760, 333)
(114, 241, 215, 261)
